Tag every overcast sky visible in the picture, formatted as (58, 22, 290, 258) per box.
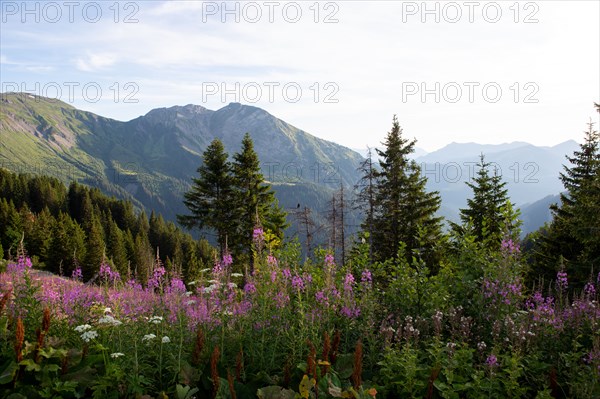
(1, 1, 598, 152)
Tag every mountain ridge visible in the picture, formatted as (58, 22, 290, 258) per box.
(1, 92, 576, 239)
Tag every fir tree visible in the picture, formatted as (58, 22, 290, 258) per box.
(231, 133, 284, 257)
(534, 110, 600, 287)
(84, 215, 105, 280)
(372, 116, 444, 266)
(178, 139, 236, 255)
(455, 154, 513, 249)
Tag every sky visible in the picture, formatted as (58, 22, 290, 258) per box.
(1, 0, 598, 152)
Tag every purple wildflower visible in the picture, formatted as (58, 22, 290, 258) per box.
(222, 253, 233, 267)
(324, 254, 335, 267)
(584, 282, 596, 297)
(343, 272, 355, 292)
(267, 255, 278, 267)
(253, 228, 264, 242)
(557, 271, 568, 291)
(361, 269, 372, 284)
(291, 275, 305, 291)
(486, 354, 498, 367)
(72, 266, 83, 281)
(244, 282, 256, 295)
(501, 238, 520, 255)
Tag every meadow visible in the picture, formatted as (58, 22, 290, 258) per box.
(0, 231, 598, 399)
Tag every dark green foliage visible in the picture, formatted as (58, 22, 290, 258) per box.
(0, 168, 215, 282)
(178, 139, 236, 255)
(529, 110, 600, 288)
(179, 135, 287, 261)
(453, 154, 518, 249)
(370, 116, 444, 268)
(231, 133, 288, 257)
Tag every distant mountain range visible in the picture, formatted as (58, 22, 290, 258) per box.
(1, 93, 576, 242)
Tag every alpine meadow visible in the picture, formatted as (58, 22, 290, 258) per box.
(1, 1, 599, 398)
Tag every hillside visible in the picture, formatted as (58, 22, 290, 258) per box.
(0, 93, 364, 244)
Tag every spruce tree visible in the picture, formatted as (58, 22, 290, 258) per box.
(84, 215, 105, 280)
(456, 154, 513, 248)
(178, 139, 236, 255)
(372, 116, 443, 265)
(107, 221, 128, 276)
(232, 133, 288, 250)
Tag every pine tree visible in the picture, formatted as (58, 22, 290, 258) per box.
(372, 116, 444, 265)
(455, 154, 513, 248)
(178, 139, 236, 255)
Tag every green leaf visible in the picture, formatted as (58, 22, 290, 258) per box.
(19, 358, 41, 372)
(256, 386, 297, 399)
(0, 360, 18, 385)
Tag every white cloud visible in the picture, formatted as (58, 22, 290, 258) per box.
(75, 53, 117, 72)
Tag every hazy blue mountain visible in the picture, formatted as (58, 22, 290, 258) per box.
(414, 141, 577, 234)
(520, 194, 561, 236)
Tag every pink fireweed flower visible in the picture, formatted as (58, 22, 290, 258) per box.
(100, 262, 120, 283)
(267, 254, 278, 267)
(147, 266, 166, 290)
(71, 266, 83, 281)
(169, 278, 186, 294)
(291, 275, 305, 291)
(253, 228, 264, 242)
(244, 282, 256, 295)
(501, 238, 520, 255)
(315, 290, 329, 307)
(7, 256, 33, 274)
(486, 354, 498, 367)
(584, 282, 596, 297)
(340, 305, 360, 319)
(222, 253, 233, 267)
(324, 254, 335, 267)
(361, 269, 372, 284)
(343, 272, 355, 292)
(282, 268, 292, 280)
(557, 271, 568, 291)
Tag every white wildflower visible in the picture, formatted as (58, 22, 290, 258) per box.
(81, 330, 98, 342)
(104, 307, 112, 314)
(142, 334, 156, 342)
(110, 352, 125, 359)
(231, 273, 243, 278)
(98, 315, 122, 326)
(161, 336, 171, 344)
(186, 300, 196, 306)
(148, 316, 163, 324)
(74, 324, 92, 333)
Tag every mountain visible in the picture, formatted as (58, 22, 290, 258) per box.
(0, 92, 575, 241)
(0, 93, 364, 246)
(520, 194, 560, 235)
(414, 141, 577, 234)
